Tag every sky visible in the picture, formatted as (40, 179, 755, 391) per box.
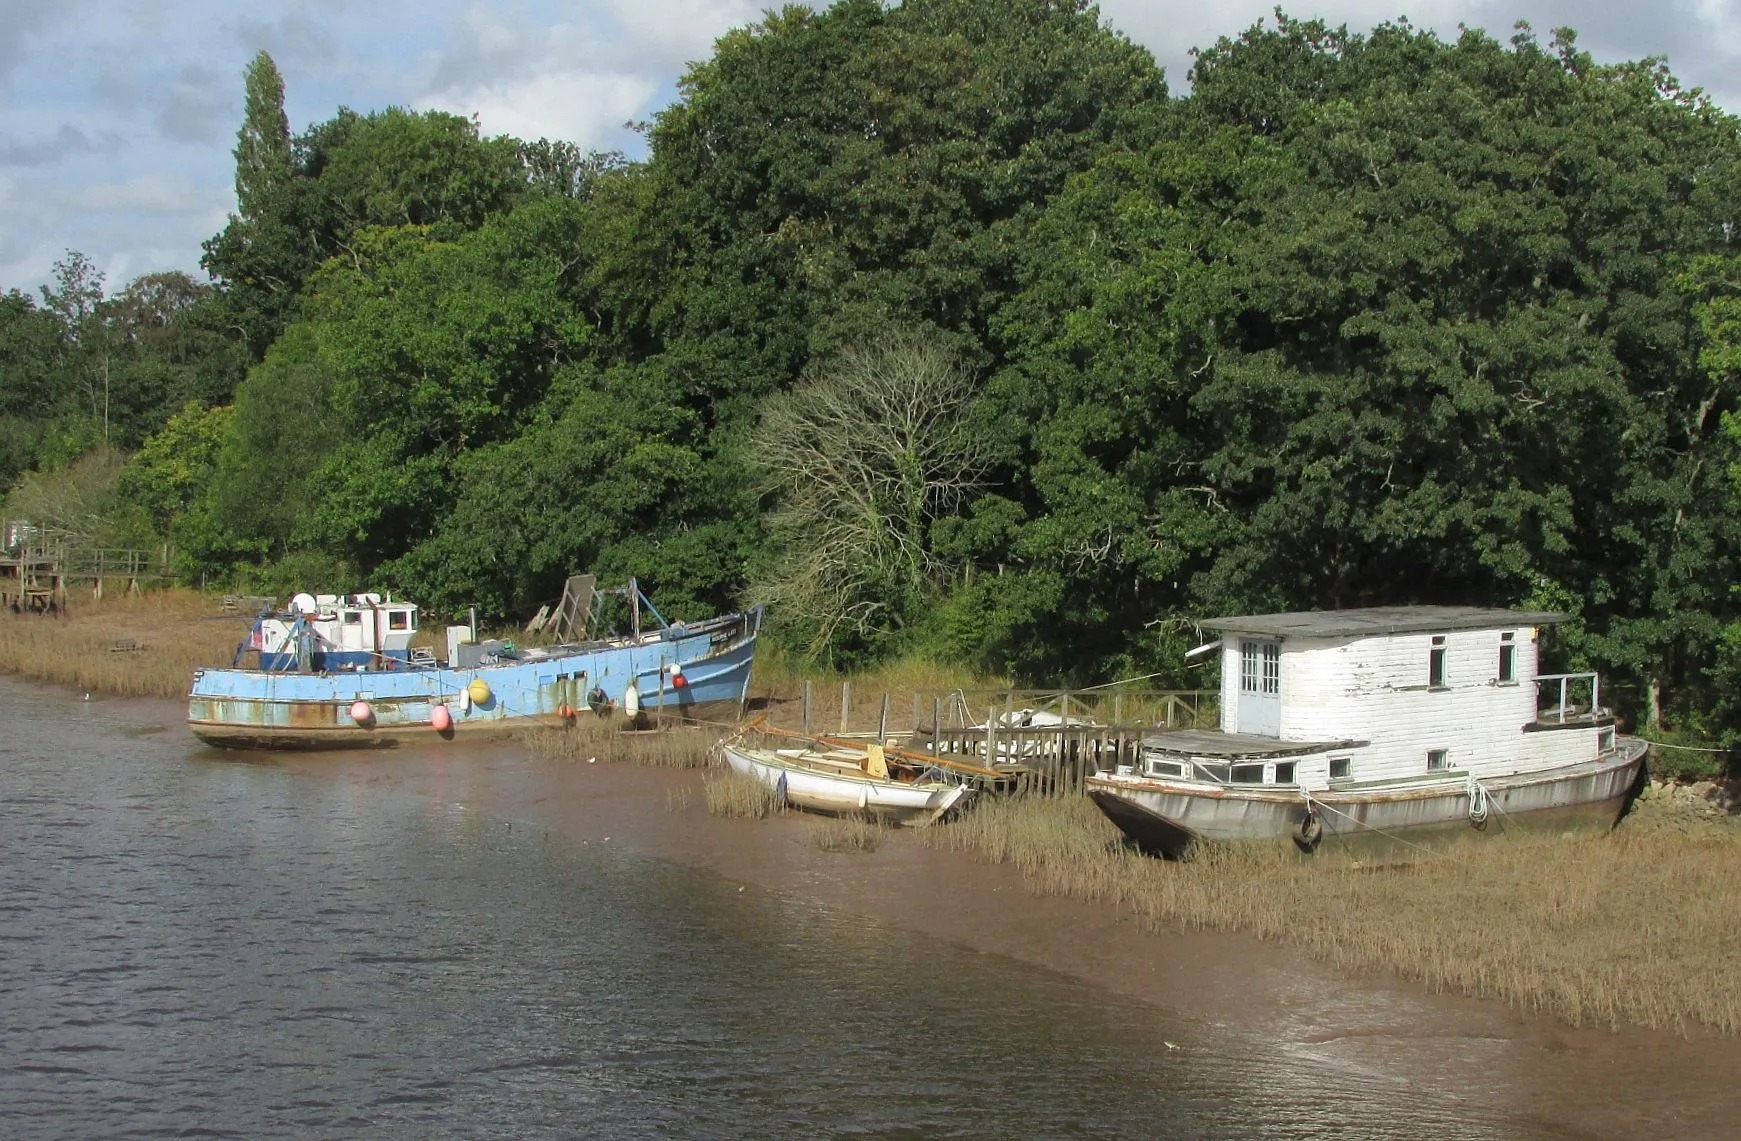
(4, 0, 1741, 296)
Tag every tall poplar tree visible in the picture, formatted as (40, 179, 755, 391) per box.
(233, 51, 292, 221)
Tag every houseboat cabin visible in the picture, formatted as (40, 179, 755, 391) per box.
(1089, 606, 1645, 855)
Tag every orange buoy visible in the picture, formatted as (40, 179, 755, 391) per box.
(431, 704, 452, 732)
(349, 700, 374, 726)
(556, 702, 574, 721)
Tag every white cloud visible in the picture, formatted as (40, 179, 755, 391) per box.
(431, 68, 660, 147)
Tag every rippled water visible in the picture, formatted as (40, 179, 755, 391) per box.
(0, 677, 1558, 1139)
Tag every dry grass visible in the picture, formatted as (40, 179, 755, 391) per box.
(665, 784, 695, 813)
(923, 794, 1741, 1035)
(808, 814, 882, 853)
(522, 720, 717, 768)
(703, 769, 784, 819)
(0, 589, 244, 699)
(749, 648, 999, 735)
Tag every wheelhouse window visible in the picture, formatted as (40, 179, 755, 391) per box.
(1427, 748, 1449, 772)
(1429, 636, 1447, 688)
(342, 611, 361, 625)
(1274, 761, 1296, 784)
(1498, 631, 1516, 683)
(1329, 757, 1352, 781)
(388, 611, 410, 631)
(1231, 763, 1265, 784)
(1598, 727, 1615, 754)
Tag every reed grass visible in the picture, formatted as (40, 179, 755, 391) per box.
(666, 784, 695, 813)
(703, 769, 784, 819)
(923, 794, 1741, 1034)
(522, 720, 717, 768)
(808, 814, 882, 853)
(0, 589, 244, 699)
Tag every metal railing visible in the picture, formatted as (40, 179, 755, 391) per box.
(1536, 672, 1602, 724)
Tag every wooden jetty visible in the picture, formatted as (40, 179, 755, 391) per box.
(2, 522, 170, 607)
(763, 682, 1218, 796)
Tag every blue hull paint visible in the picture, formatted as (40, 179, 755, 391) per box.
(189, 608, 761, 750)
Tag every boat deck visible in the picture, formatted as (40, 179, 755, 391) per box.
(1140, 729, 1363, 759)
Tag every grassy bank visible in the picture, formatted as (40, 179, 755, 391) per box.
(0, 590, 245, 699)
(922, 793, 1741, 1035)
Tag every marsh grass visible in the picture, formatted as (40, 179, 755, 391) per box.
(0, 590, 244, 699)
(665, 784, 695, 813)
(523, 720, 717, 768)
(809, 813, 882, 853)
(704, 769, 784, 819)
(923, 794, 1741, 1034)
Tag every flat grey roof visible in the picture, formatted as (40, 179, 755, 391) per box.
(1201, 605, 1567, 638)
(1142, 729, 1363, 758)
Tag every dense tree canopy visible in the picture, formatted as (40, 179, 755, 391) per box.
(10, 3, 1741, 738)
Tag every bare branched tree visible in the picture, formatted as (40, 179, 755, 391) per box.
(750, 330, 992, 653)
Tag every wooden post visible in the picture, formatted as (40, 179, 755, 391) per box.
(912, 691, 921, 735)
(932, 696, 941, 752)
(656, 664, 666, 729)
(878, 692, 889, 744)
(1113, 692, 1123, 727)
(803, 680, 813, 735)
(840, 679, 851, 735)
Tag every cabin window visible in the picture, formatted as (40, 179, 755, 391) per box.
(342, 611, 361, 625)
(1274, 761, 1296, 784)
(388, 612, 410, 631)
(1147, 758, 1186, 778)
(1427, 748, 1449, 772)
(1231, 763, 1265, 784)
(1329, 757, 1352, 781)
(1193, 761, 1233, 783)
(1429, 636, 1447, 688)
(1598, 727, 1615, 754)
(1498, 632, 1516, 683)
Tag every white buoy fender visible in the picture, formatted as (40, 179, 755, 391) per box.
(623, 682, 641, 717)
(431, 704, 452, 732)
(349, 700, 374, 726)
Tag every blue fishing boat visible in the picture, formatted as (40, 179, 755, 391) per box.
(188, 577, 762, 750)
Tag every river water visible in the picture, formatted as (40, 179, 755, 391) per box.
(0, 676, 1703, 1138)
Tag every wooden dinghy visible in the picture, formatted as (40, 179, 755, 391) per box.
(719, 740, 972, 827)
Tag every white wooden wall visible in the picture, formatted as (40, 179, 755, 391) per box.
(1219, 625, 1601, 785)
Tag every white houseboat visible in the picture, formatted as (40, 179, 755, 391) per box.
(1086, 606, 1647, 856)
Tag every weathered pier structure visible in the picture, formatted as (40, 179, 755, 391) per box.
(768, 682, 1219, 794)
(2, 521, 170, 608)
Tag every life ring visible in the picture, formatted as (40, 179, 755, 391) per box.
(1294, 809, 1324, 853)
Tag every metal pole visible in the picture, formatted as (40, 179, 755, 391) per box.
(840, 680, 851, 736)
(878, 692, 889, 744)
(803, 680, 813, 735)
(932, 696, 941, 752)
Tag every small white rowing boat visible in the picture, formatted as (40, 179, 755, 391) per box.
(719, 741, 971, 827)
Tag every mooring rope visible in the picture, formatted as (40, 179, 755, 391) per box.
(1299, 787, 1447, 860)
